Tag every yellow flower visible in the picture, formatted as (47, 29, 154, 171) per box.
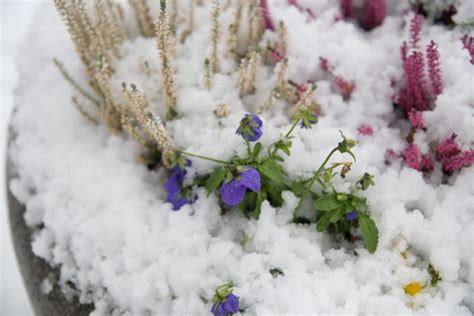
(404, 282, 424, 296)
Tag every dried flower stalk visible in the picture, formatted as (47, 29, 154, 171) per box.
(129, 0, 155, 37)
(237, 51, 261, 96)
(180, 0, 195, 43)
(210, 0, 221, 73)
(202, 59, 213, 90)
(227, 0, 243, 58)
(155, 0, 178, 119)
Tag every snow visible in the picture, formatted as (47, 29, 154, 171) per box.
(7, 0, 474, 315)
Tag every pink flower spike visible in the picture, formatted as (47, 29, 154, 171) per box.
(410, 13, 423, 48)
(334, 76, 355, 99)
(319, 57, 330, 72)
(272, 46, 285, 62)
(260, 0, 275, 31)
(408, 111, 425, 129)
(288, 0, 315, 19)
(340, 0, 353, 19)
(360, 0, 387, 31)
(358, 124, 374, 136)
(398, 51, 430, 112)
(461, 34, 474, 64)
(421, 154, 434, 172)
(442, 149, 474, 173)
(436, 133, 460, 161)
(426, 40, 443, 96)
(403, 143, 422, 170)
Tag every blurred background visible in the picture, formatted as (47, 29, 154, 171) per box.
(1, 1, 42, 315)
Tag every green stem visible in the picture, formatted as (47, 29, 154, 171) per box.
(293, 148, 338, 217)
(180, 151, 230, 165)
(245, 136, 252, 160)
(285, 119, 300, 138)
(270, 119, 300, 156)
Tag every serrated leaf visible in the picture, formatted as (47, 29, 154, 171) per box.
(314, 193, 340, 211)
(359, 214, 379, 253)
(258, 159, 286, 183)
(205, 169, 228, 196)
(316, 211, 333, 232)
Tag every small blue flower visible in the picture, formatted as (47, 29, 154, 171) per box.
(164, 160, 193, 210)
(211, 293, 239, 316)
(346, 210, 359, 221)
(236, 114, 263, 142)
(300, 113, 318, 129)
(220, 167, 261, 206)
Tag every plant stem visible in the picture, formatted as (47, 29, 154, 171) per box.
(245, 136, 252, 160)
(180, 151, 230, 165)
(270, 119, 300, 156)
(293, 148, 338, 217)
(285, 118, 300, 138)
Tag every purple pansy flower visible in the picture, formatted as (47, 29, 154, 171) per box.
(165, 175, 191, 210)
(236, 114, 263, 142)
(220, 167, 261, 206)
(300, 113, 318, 129)
(211, 293, 239, 316)
(346, 210, 359, 221)
(164, 160, 193, 210)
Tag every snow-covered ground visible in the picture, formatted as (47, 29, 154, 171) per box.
(1, 1, 39, 315)
(5, 0, 474, 315)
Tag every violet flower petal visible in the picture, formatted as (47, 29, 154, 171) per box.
(220, 180, 248, 206)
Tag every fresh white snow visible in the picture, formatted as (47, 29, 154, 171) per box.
(7, 1, 474, 315)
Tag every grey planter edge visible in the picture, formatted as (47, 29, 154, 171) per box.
(6, 132, 94, 316)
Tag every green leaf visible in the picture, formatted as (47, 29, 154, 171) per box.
(252, 192, 266, 219)
(359, 214, 379, 253)
(290, 181, 307, 197)
(263, 179, 286, 207)
(258, 159, 286, 183)
(316, 211, 333, 232)
(329, 207, 345, 223)
(314, 193, 340, 211)
(253, 142, 263, 160)
(205, 169, 228, 196)
(272, 155, 284, 162)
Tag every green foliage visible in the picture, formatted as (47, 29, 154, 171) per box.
(188, 121, 380, 254)
(428, 264, 442, 286)
(205, 168, 228, 196)
(359, 214, 379, 253)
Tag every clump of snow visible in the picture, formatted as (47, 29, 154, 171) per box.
(8, 1, 474, 315)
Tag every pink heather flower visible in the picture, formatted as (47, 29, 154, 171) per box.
(398, 51, 430, 112)
(334, 76, 354, 99)
(358, 124, 374, 136)
(421, 154, 434, 172)
(288, 0, 315, 19)
(297, 83, 308, 94)
(403, 144, 422, 170)
(340, 0, 353, 19)
(442, 150, 474, 173)
(360, 0, 387, 30)
(436, 133, 460, 161)
(408, 111, 425, 129)
(319, 57, 330, 72)
(409, 13, 423, 48)
(272, 46, 285, 62)
(461, 34, 474, 64)
(426, 40, 443, 96)
(260, 0, 275, 31)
